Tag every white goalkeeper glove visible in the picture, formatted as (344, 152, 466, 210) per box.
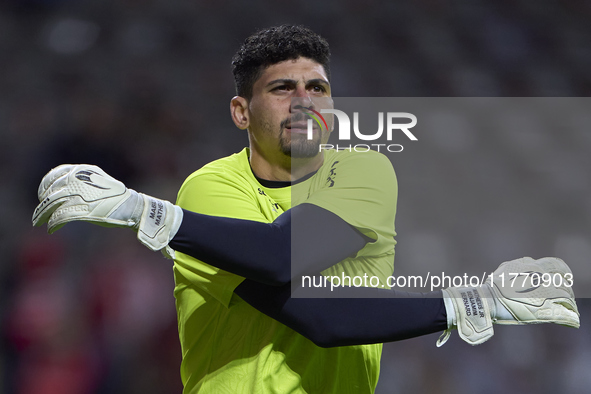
(32, 164, 183, 258)
(437, 257, 579, 346)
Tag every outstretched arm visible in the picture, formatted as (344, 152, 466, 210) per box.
(32, 164, 370, 286)
(169, 203, 369, 286)
(234, 280, 448, 347)
(233, 257, 580, 347)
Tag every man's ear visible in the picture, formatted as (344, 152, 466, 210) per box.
(230, 96, 249, 130)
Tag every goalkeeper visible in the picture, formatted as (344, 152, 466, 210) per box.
(33, 25, 579, 394)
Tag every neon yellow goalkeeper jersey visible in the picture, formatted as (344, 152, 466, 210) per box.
(174, 148, 397, 394)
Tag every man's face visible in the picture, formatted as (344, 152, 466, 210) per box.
(247, 57, 332, 159)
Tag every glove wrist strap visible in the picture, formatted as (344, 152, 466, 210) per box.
(436, 289, 457, 347)
(437, 286, 494, 346)
(137, 194, 184, 258)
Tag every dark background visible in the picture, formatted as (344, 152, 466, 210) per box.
(1, 0, 590, 393)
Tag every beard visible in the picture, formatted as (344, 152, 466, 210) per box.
(278, 114, 325, 158)
(278, 129, 323, 158)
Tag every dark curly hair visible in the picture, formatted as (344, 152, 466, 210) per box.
(232, 25, 331, 100)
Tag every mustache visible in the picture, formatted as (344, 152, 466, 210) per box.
(281, 112, 312, 129)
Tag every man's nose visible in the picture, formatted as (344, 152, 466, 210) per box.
(292, 89, 314, 109)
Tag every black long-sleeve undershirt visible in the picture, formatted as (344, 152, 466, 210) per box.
(169, 203, 447, 347)
(170, 203, 367, 286)
(234, 281, 447, 347)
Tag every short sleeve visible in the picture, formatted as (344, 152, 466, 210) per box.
(174, 171, 271, 308)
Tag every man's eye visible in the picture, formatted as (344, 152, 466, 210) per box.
(311, 86, 326, 93)
(273, 85, 290, 91)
